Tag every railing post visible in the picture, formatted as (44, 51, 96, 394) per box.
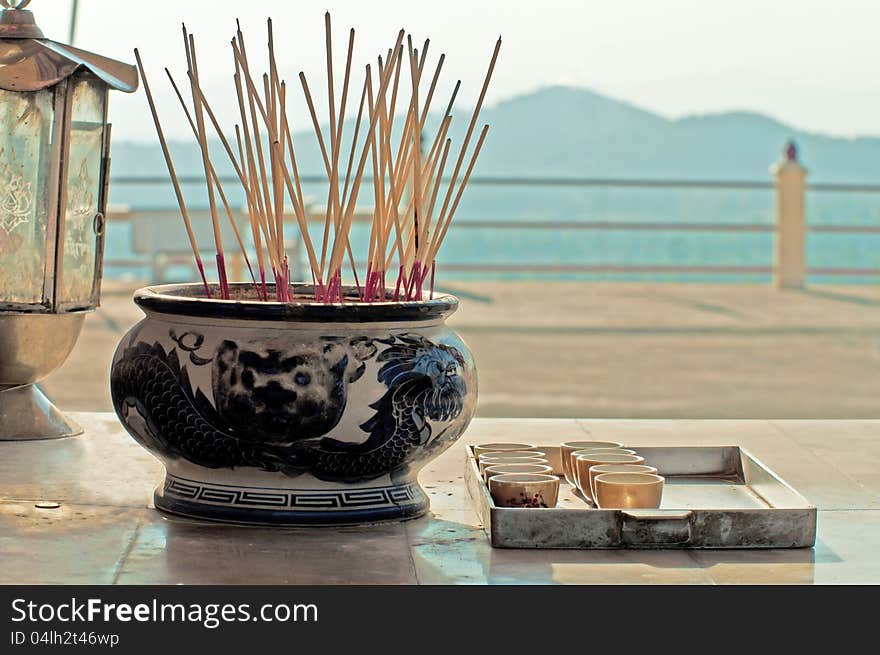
(771, 141, 807, 289)
(227, 207, 245, 282)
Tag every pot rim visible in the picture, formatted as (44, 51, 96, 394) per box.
(133, 282, 459, 323)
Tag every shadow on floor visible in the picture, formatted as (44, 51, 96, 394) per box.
(799, 287, 880, 308)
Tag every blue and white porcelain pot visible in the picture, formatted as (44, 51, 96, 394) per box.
(110, 283, 477, 525)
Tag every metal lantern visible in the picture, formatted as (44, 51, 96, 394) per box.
(0, 0, 137, 439)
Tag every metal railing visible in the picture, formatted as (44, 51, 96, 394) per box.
(105, 164, 880, 283)
(109, 173, 880, 192)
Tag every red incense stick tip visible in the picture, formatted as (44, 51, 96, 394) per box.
(216, 253, 230, 300)
(274, 270, 285, 302)
(196, 259, 212, 299)
(259, 268, 268, 302)
(393, 266, 404, 302)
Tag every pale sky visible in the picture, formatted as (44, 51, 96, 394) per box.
(33, 0, 880, 141)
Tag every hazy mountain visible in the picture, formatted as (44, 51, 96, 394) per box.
(110, 85, 880, 186)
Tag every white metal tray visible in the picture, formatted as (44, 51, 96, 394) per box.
(465, 445, 816, 549)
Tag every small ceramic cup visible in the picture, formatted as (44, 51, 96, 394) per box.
(488, 473, 560, 508)
(587, 464, 658, 503)
(478, 450, 546, 461)
(483, 463, 554, 482)
(593, 472, 665, 509)
(569, 448, 638, 460)
(536, 445, 563, 474)
(560, 441, 624, 486)
(473, 443, 537, 457)
(479, 456, 549, 475)
(574, 453, 646, 502)
(570, 448, 637, 474)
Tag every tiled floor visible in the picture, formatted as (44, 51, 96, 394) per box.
(2, 414, 879, 584)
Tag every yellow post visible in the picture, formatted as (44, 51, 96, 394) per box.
(229, 252, 244, 282)
(228, 208, 246, 281)
(771, 141, 807, 289)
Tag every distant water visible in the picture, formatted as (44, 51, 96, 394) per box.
(104, 181, 880, 285)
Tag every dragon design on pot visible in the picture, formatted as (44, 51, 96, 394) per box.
(111, 332, 467, 483)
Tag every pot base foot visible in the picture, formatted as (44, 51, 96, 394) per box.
(154, 471, 429, 526)
(0, 384, 83, 441)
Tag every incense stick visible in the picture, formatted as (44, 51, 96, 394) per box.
(429, 124, 490, 262)
(165, 68, 259, 295)
(138, 16, 497, 305)
(184, 27, 230, 300)
(134, 48, 211, 297)
(326, 30, 405, 283)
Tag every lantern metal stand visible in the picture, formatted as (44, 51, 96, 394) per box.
(0, 0, 137, 440)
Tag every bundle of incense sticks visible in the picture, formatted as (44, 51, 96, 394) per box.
(135, 14, 500, 303)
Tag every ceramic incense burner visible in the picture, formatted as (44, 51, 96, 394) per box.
(110, 283, 477, 525)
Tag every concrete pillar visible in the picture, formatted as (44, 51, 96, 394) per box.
(771, 141, 807, 289)
(229, 252, 244, 282)
(228, 207, 247, 282)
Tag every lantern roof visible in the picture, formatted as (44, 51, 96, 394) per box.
(0, 1, 138, 93)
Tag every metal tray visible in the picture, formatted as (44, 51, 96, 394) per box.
(465, 445, 816, 549)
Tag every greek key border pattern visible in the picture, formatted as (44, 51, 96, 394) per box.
(164, 474, 421, 510)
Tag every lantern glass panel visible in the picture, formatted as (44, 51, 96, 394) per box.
(0, 88, 54, 305)
(59, 76, 106, 307)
